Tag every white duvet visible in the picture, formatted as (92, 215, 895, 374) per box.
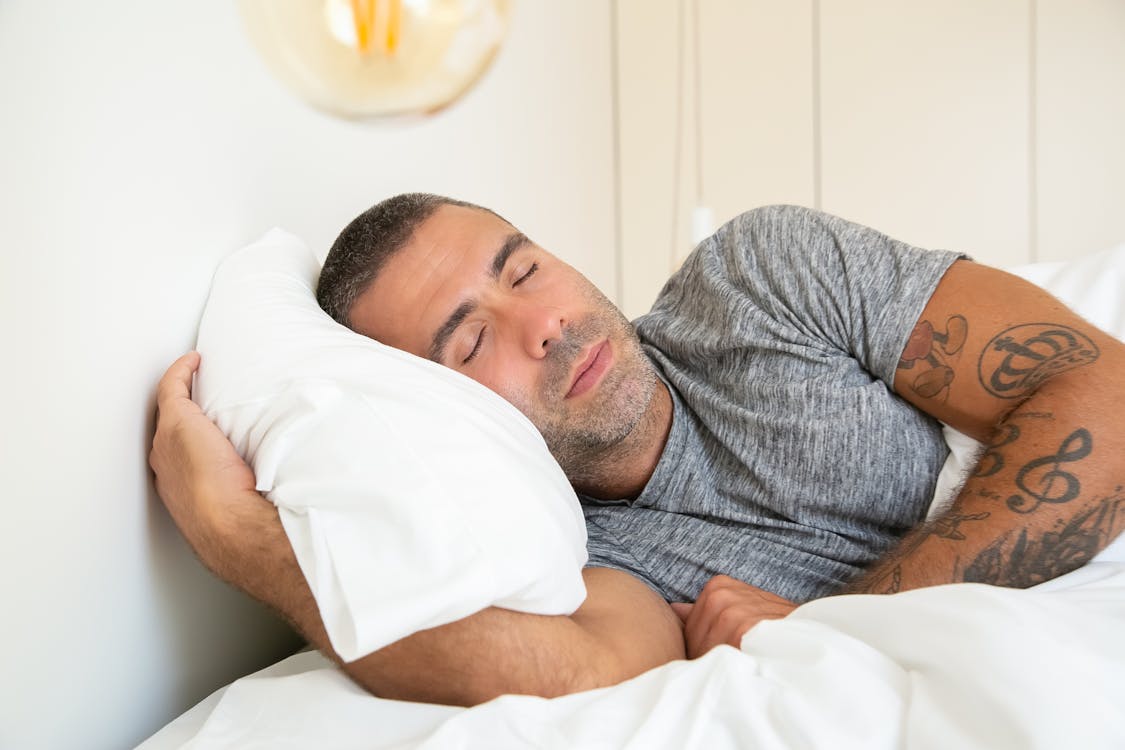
(143, 551, 1125, 750)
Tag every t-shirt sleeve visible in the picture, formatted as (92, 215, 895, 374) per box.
(680, 205, 967, 388)
(580, 505, 677, 598)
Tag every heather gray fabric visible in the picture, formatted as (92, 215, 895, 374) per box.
(581, 205, 966, 604)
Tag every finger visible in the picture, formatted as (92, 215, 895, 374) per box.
(716, 607, 750, 650)
(691, 612, 739, 657)
(693, 615, 723, 657)
(683, 605, 714, 658)
(686, 582, 745, 657)
(669, 602, 693, 624)
(686, 585, 729, 656)
(156, 351, 201, 407)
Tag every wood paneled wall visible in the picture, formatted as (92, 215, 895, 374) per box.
(614, 0, 1125, 318)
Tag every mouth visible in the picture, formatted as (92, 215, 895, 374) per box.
(565, 340, 612, 399)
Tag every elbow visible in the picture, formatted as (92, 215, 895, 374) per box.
(340, 658, 592, 707)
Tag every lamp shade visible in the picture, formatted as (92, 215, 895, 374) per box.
(238, 0, 511, 119)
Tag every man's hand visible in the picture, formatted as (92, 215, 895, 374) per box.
(671, 575, 797, 658)
(149, 352, 311, 618)
(149, 352, 258, 564)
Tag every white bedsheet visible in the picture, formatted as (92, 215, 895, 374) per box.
(141, 551, 1125, 750)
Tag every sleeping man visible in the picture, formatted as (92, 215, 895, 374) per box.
(150, 194, 1125, 705)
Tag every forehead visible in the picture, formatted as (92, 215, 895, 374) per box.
(348, 203, 516, 355)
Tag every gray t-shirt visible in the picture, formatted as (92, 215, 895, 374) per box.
(581, 205, 964, 603)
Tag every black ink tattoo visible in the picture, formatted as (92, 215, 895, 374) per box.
(898, 315, 968, 399)
(963, 495, 1125, 587)
(977, 323, 1099, 399)
(1007, 428, 1093, 513)
(974, 423, 1021, 478)
(860, 538, 926, 594)
(857, 512, 990, 594)
(963, 531, 1012, 585)
(879, 566, 903, 594)
(931, 512, 991, 540)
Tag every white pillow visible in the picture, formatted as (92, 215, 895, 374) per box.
(1007, 243, 1125, 336)
(193, 229, 588, 662)
(932, 242, 1125, 563)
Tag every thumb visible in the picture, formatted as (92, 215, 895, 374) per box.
(669, 602, 693, 623)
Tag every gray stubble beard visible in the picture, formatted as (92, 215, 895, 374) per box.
(524, 310, 659, 486)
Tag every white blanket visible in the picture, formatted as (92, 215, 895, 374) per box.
(142, 554, 1125, 750)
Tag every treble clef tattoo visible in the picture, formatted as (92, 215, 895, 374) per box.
(974, 423, 1021, 478)
(1007, 428, 1093, 513)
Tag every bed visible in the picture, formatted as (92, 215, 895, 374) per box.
(139, 553, 1125, 749)
(139, 241, 1125, 749)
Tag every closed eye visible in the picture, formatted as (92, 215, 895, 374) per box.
(513, 262, 539, 287)
(462, 327, 487, 364)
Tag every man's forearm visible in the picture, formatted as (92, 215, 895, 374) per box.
(152, 354, 683, 703)
(200, 490, 576, 699)
(850, 261, 1125, 595)
(356, 570, 685, 706)
(204, 493, 684, 704)
(849, 372, 1125, 595)
(198, 488, 337, 652)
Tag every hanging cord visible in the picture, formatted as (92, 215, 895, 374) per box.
(669, 0, 686, 272)
(609, 0, 625, 305)
(692, 0, 703, 205)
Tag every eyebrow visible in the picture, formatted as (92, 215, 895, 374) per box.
(427, 232, 530, 363)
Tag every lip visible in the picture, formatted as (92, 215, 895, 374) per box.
(566, 340, 612, 399)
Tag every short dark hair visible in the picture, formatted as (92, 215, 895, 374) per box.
(316, 192, 496, 327)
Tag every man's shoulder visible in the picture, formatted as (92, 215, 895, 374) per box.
(721, 204, 829, 236)
(672, 205, 828, 285)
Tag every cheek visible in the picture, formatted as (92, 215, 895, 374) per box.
(475, 360, 538, 413)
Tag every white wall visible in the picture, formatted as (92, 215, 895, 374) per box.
(1037, 0, 1125, 261)
(615, 0, 1125, 318)
(0, 2, 615, 748)
(6, 2, 1122, 746)
(819, 0, 1031, 267)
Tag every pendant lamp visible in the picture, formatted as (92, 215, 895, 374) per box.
(239, 0, 511, 119)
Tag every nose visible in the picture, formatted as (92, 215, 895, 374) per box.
(514, 299, 565, 359)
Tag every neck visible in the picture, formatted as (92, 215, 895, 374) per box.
(566, 379, 673, 500)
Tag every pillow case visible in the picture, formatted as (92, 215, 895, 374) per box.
(193, 228, 588, 662)
(932, 242, 1125, 562)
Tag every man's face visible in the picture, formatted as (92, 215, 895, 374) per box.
(349, 204, 657, 467)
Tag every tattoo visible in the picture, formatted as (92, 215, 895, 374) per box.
(859, 512, 989, 593)
(974, 423, 1021, 478)
(861, 536, 928, 594)
(931, 511, 991, 540)
(977, 323, 1099, 399)
(898, 315, 968, 399)
(1007, 428, 1093, 513)
(963, 495, 1125, 587)
(879, 566, 902, 594)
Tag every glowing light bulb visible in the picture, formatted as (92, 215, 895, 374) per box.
(239, 0, 510, 119)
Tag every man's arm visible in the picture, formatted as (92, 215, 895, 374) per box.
(150, 353, 685, 705)
(846, 259, 1125, 593)
(675, 258, 1125, 658)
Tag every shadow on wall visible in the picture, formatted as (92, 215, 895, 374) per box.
(139, 386, 305, 742)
